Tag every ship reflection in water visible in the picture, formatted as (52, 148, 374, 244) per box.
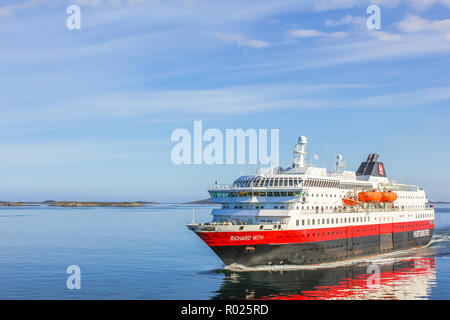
(213, 253, 437, 300)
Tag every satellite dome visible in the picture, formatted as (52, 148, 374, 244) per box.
(298, 136, 307, 144)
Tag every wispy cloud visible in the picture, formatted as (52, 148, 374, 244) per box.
(2, 84, 450, 128)
(0, 140, 164, 166)
(289, 29, 348, 38)
(214, 32, 271, 48)
(398, 15, 450, 39)
(368, 31, 403, 41)
(325, 15, 366, 28)
(0, 0, 42, 17)
(407, 0, 450, 11)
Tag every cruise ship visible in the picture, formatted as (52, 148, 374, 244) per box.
(187, 136, 435, 266)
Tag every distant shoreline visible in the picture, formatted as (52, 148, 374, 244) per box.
(0, 201, 160, 207)
(0, 199, 215, 207)
(183, 198, 212, 204)
(0, 202, 40, 207)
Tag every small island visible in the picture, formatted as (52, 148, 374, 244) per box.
(48, 201, 153, 207)
(183, 198, 212, 205)
(0, 200, 160, 207)
(0, 202, 39, 207)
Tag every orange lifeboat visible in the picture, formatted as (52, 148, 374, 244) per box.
(342, 192, 360, 206)
(381, 190, 397, 203)
(343, 197, 359, 206)
(358, 190, 382, 203)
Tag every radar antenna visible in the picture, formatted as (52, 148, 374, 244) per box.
(335, 154, 346, 173)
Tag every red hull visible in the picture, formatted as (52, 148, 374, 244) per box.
(196, 219, 435, 247)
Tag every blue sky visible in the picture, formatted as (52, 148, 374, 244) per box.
(0, 0, 449, 202)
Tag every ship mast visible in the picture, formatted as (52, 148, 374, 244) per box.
(292, 136, 308, 170)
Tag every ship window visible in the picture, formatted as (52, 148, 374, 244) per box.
(307, 219, 310, 225)
(312, 219, 315, 225)
(296, 220, 299, 226)
(302, 220, 305, 226)
(258, 178, 264, 187)
(274, 192, 281, 197)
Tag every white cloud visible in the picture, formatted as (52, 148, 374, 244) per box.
(398, 15, 450, 32)
(310, 0, 359, 11)
(398, 15, 450, 40)
(215, 32, 270, 48)
(289, 29, 348, 38)
(0, 0, 42, 17)
(0, 140, 162, 166)
(369, 31, 403, 41)
(407, 0, 450, 11)
(352, 86, 450, 108)
(269, 31, 450, 72)
(3, 84, 450, 128)
(325, 15, 366, 28)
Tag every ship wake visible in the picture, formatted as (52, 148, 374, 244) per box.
(224, 247, 437, 272)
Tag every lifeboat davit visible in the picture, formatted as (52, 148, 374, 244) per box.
(358, 190, 382, 203)
(343, 197, 359, 206)
(381, 190, 397, 203)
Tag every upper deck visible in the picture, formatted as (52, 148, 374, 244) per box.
(207, 137, 429, 211)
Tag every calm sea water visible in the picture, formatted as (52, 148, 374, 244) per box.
(0, 203, 449, 300)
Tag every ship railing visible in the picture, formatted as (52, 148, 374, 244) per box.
(198, 221, 287, 227)
(301, 206, 434, 215)
(209, 184, 303, 190)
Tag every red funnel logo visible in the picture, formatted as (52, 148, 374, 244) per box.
(378, 163, 384, 176)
